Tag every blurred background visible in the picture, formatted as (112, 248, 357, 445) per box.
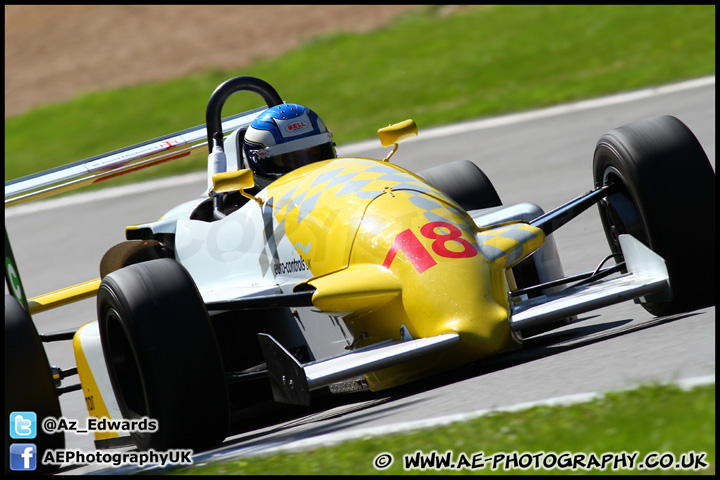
(5, 5, 714, 183)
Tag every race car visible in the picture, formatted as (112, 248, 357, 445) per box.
(5, 76, 715, 462)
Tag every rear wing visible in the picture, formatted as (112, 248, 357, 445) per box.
(5, 76, 284, 208)
(5, 108, 266, 208)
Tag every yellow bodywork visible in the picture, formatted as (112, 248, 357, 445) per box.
(377, 119, 418, 148)
(27, 278, 101, 315)
(266, 157, 546, 391)
(302, 264, 402, 313)
(73, 322, 130, 444)
(48, 155, 545, 402)
(212, 169, 262, 205)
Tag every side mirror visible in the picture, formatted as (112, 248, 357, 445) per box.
(377, 119, 417, 161)
(212, 169, 262, 205)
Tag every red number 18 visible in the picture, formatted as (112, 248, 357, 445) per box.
(382, 221, 477, 274)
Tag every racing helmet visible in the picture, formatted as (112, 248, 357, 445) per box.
(242, 103, 336, 188)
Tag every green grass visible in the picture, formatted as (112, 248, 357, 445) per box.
(5, 5, 715, 189)
(170, 383, 714, 475)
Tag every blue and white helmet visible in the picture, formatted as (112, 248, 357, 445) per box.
(242, 103, 336, 188)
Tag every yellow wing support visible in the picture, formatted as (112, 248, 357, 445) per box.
(27, 278, 101, 315)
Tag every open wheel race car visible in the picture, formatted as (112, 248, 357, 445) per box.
(5, 77, 715, 465)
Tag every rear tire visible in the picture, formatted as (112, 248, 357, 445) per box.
(593, 115, 715, 316)
(5, 295, 64, 474)
(419, 159, 502, 210)
(97, 259, 229, 451)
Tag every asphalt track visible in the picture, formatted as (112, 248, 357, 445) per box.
(5, 78, 715, 474)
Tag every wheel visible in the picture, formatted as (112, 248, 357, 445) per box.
(5, 295, 64, 474)
(418, 159, 502, 210)
(97, 259, 229, 451)
(99, 239, 169, 278)
(593, 115, 715, 316)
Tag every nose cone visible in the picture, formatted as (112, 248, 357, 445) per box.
(347, 191, 519, 389)
(401, 252, 514, 357)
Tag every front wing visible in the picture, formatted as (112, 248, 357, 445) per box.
(509, 234, 670, 331)
(254, 235, 669, 406)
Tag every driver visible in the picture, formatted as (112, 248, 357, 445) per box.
(241, 103, 337, 189)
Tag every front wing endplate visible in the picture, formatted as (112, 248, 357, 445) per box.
(258, 332, 459, 406)
(510, 234, 671, 332)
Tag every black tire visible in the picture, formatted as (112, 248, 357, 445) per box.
(97, 259, 229, 451)
(418, 160, 502, 210)
(593, 115, 715, 316)
(99, 239, 169, 278)
(5, 295, 64, 474)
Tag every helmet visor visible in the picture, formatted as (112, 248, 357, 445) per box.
(258, 142, 336, 175)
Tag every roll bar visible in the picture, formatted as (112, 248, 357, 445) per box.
(205, 76, 283, 152)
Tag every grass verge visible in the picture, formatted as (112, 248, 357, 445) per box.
(5, 5, 715, 187)
(170, 383, 714, 475)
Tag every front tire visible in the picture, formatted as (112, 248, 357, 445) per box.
(593, 115, 715, 316)
(97, 259, 229, 451)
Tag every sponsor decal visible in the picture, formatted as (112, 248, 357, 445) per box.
(275, 112, 313, 138)
(273, 255, 311, 276)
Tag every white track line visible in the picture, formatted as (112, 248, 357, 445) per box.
(339, 75, 716, 154)
(216, 374, 715, 461)
(6, 75, 715, 219)
(98, 375, 715, 475)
